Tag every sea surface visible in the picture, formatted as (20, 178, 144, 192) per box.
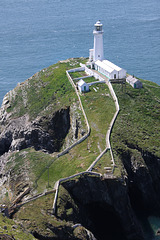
(0, 0, 160, 105)
(0, 0, 160, 239)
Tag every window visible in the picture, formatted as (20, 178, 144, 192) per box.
(96, 26, 102, 31)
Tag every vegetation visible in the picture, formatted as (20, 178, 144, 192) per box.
(69, 71, 87, 79)
(5, 78, 115, 195)
(84, 76, 97, 83)
(111, 80, 160, 174)
(0, 213, 36, 239)
(92, 150, 112, 174)
(6, 58, 160, 193)
(36, 83, 115, 187)
(1, 57, 160, 238)
(13, 193, 68, 238)
(6, 148, 56, 194)
(7, 58, 86, 120)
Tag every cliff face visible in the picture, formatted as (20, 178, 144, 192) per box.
(0, 59, 88, 205)
(0, 107, 70, 155)
(55, 151, 160, 240)
(0, 58, 87, 156)
(0, 59, 159, 240)
(56, 175, 144, 240)
(0, 103, 86, 203)
(121, 148, 160, 214)
(53, 77, 160, 240)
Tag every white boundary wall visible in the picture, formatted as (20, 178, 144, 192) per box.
(52, 65, 120, 215)
(53, 171, 102, 214)
(15, 65, 120, 216)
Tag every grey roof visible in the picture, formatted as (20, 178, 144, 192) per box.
(95, 60, 115, 73)
(127, 75, 141, 84)
(78, 79, 88, 87)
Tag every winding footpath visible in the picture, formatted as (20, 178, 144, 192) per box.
(15, 64, 120, 216)
(52, 65, 120, 214)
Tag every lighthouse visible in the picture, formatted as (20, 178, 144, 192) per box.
(93, 20, 104, 61)
(89, 20, 104, 67)
(88, 20, 126, 79)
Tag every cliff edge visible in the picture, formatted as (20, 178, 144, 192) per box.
(0, 58, 159, 240)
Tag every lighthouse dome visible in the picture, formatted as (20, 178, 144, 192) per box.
(95, 20, 102, 26)
(94, 20, 103, 31)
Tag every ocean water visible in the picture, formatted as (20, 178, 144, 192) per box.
(0, 0, 160, 105)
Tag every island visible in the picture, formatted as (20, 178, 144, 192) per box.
(0, 57, 159, 240)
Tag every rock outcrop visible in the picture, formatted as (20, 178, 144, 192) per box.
(119, 147, 160, 215)
(56, 175, 144, 240)
(0, 107, 70, 155)
(0, 59, 159, 239)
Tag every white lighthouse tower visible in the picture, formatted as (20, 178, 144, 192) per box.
(89, 20, 104, 67)
(87, 20, 127, 80)
(93, 20, 104, 61)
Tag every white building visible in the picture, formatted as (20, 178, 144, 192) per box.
(95, 60, 126, 79)
(126, 75, 143, 88)
(89, 20, 104, 63)
(77, 79, 89, 93)
(88, 20, 126, 80)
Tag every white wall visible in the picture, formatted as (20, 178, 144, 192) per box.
(119, 69, 126, 79)
(68, 67, 85, 73)
(89, 49, 94, 61)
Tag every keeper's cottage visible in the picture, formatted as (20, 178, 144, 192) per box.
(88, 20, 126, 80)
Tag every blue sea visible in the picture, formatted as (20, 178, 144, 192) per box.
(0, 0, 160, 105)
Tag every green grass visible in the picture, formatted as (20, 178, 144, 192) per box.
(36, 83, 115, 187)
(13, 193, 67, 238)
(25, 82, 115, 190)
(111, 81, 160, 175)
(5, 80, 116, 194)
(0, 213, 36, 239)
(84, 76, 97, 83)
(4, 60, 116, 197)
(69, 71, 87, 79)
(6, 148, 56, 193)
(7, 58, 87, 120)
(92, 150, 112, 174)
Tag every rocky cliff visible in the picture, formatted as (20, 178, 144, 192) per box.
(0, 58, 87, 203)
(0, 59, 159, 240)
(56, 175, 144, 240)
(0, 107, 71, 155)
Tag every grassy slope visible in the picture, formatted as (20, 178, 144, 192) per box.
(13, 193, 68, 238)
(0, 213, 36, 239)
(29, 83, 115, 192)
(6, 61, 160, 194)
(7, 58, 86, 120)
(3, 60, 160, 238)
(4, 59, 115, 199)
(111, 79, 160, 174)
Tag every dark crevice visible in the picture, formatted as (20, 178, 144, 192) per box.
(0, 107, 71, 156)
(83, 202, 127, 240)
(75, 119, 79, 139)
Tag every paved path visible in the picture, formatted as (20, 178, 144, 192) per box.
(52, 67, 120, 215)
(9, 66, 120, 216)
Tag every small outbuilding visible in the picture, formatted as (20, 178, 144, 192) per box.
(126, 75, 143, 88)
(77, 79, 89, 93)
